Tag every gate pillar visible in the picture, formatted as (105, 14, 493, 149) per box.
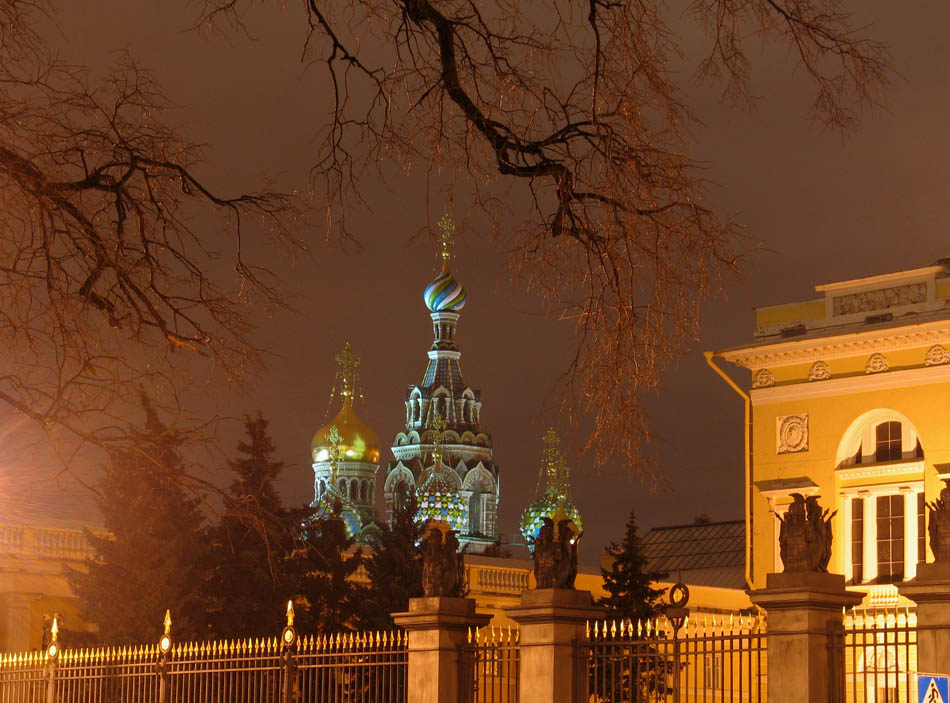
(505, 589, 604, 703)
(897, 561, 950, 675)
(749, 572, 864, 703)
(393, 596, 491, 703)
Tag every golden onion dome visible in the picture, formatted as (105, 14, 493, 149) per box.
(311, 397, 380, 464)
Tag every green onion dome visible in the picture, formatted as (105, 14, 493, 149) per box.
(520, 496, 583, 544)
(416, 467, 467, 532)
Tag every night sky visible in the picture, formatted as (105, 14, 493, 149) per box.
(5, 1, 950, 563)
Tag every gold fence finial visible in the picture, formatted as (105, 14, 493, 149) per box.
(163, 610, 172, 636)
(51, 617, 59, 642)
(286, 600, 295, 628)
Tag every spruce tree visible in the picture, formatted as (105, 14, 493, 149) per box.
(68, 396, 210, 644)
(203, 413, 297, 637)
(355, 496, 424, 630)
(291, 504, 365, 634)
(598, 510, 667, 623)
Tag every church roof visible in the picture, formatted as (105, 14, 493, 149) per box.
(641, 520, 744, 589)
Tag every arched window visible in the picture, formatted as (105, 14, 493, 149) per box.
(319, 480, 326, 496)
(339, 479, 346, 494)
(350, 479, 359, 500)
(360, 480, 368, 501)
(875, 421, 902, 462)
(468, 491, 482, 535)
(394, 481, 410, 511)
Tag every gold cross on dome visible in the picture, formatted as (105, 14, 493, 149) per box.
(335, 342, 360, 401)
(325, 424, 342, 481)
(437, 213, 455, 270)
(543, 428, 562, 478)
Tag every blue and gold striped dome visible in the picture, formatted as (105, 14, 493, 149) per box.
(424, 271, 467, 312)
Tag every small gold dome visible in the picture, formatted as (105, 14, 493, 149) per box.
(311, 398, 380, 464)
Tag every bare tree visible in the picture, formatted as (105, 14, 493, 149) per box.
(204, 0, 888, 475)
(0, 1, 301, 479)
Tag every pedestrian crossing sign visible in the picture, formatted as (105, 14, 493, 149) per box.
(917, 673, 950, 703)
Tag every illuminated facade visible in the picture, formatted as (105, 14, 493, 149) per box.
(310, 343, 381, 542)
(384, 216, 500, 550)
(713, 262, 950, 602)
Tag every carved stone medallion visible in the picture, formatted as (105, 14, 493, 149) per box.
(925, 344, 950, 367)
(752, 369, 775, 389)
(777, 414, 809, 454)
(808, 360, 831, 381)
(865, 353, 889, 374)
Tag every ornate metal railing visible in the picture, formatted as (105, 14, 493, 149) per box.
(580, 614, 767, 702)
(829, 607, 917, 703)
(0, 626, 407, 703)
(460, 626, 520, 703)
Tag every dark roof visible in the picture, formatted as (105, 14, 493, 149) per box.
(642, 520, 744, 585)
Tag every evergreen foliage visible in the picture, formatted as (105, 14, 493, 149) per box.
(291, 504, 365, 634)
(355, 495, 424, 630)
(68, 396, 210, 644)
(598, 511, 667, 623)
(203, 413, 298, 637)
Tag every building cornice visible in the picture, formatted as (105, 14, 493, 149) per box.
(720, 319, 950, 370)
(749, 364, 950, 404)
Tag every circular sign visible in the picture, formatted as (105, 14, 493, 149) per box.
(669, 582, 690, 608)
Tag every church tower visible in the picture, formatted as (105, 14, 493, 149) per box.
(310, 342, 381, 542)
(384, 215, 500, 550)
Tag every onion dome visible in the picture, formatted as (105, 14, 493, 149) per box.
(311, 399, 380, 464)
(311, 490, 363, 538)
(520, 429, 584, 543)
(311, 343, 380, 464)
(414, 409, 467, 531)
(416, 467, 468, 532)
(423, 214, 467, 312)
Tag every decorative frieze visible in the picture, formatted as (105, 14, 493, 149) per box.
(776, 414, 809, 454)
(865, 353, 889, 374)
(808, 360, 831, 381)
(752, 369, 775, 388)
(925, 344, 950, 366)
(831, 282, 927, 316)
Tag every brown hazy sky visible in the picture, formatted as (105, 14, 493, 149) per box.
(10, 1, 950, 562)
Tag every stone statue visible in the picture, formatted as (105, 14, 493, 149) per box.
(421, 521, 465, 597)
(778, 494, 836, 572)
(532, 517, 579, 589)
(927, 479, 950, 562)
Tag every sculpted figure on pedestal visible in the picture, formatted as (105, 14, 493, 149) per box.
(778, 494, 836, 572)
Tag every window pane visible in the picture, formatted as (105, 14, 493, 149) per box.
(875, 421, 902, 462)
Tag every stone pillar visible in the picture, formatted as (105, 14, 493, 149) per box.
(897, 562, 950, 674)
(392, 596, 491, 703)
(749, 572, 864, 703)
(505, 589, 604, 703)
(862, 492, 877, 582)
(903, 488, 918, 580)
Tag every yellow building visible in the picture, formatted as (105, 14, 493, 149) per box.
(711, 262, 950, 605)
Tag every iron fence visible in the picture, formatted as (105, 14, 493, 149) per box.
(580, 614, 767, 702)
(0, 629, 407, 703)
(460, 626, 519, 703)
(829, 608, 917, 703)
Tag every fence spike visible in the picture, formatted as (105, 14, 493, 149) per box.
(637, 619, 642, 637)
(646, 619, 652, 637)
(610, 619, 616, 637)
(729, 613, 735, 631)
(585, 620, 590, 639)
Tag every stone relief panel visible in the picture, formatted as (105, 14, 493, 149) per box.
(777, 414, 809, 454)
(807, 360, 831, 381)
(865, 353, 890, 374)
(752, 369, 775, 389)
(925, 344, 950, 366)
(832, 282, 927, 317)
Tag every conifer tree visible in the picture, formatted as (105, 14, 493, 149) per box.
(291, 505, 365, 634)
(355, 496, 424, 630)
(598, 511, 667, 623)
(68, 396, 210, 644)
(203, 413, 297, 637)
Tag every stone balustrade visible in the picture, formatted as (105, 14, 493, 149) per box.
(0, 523, 99, 561)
